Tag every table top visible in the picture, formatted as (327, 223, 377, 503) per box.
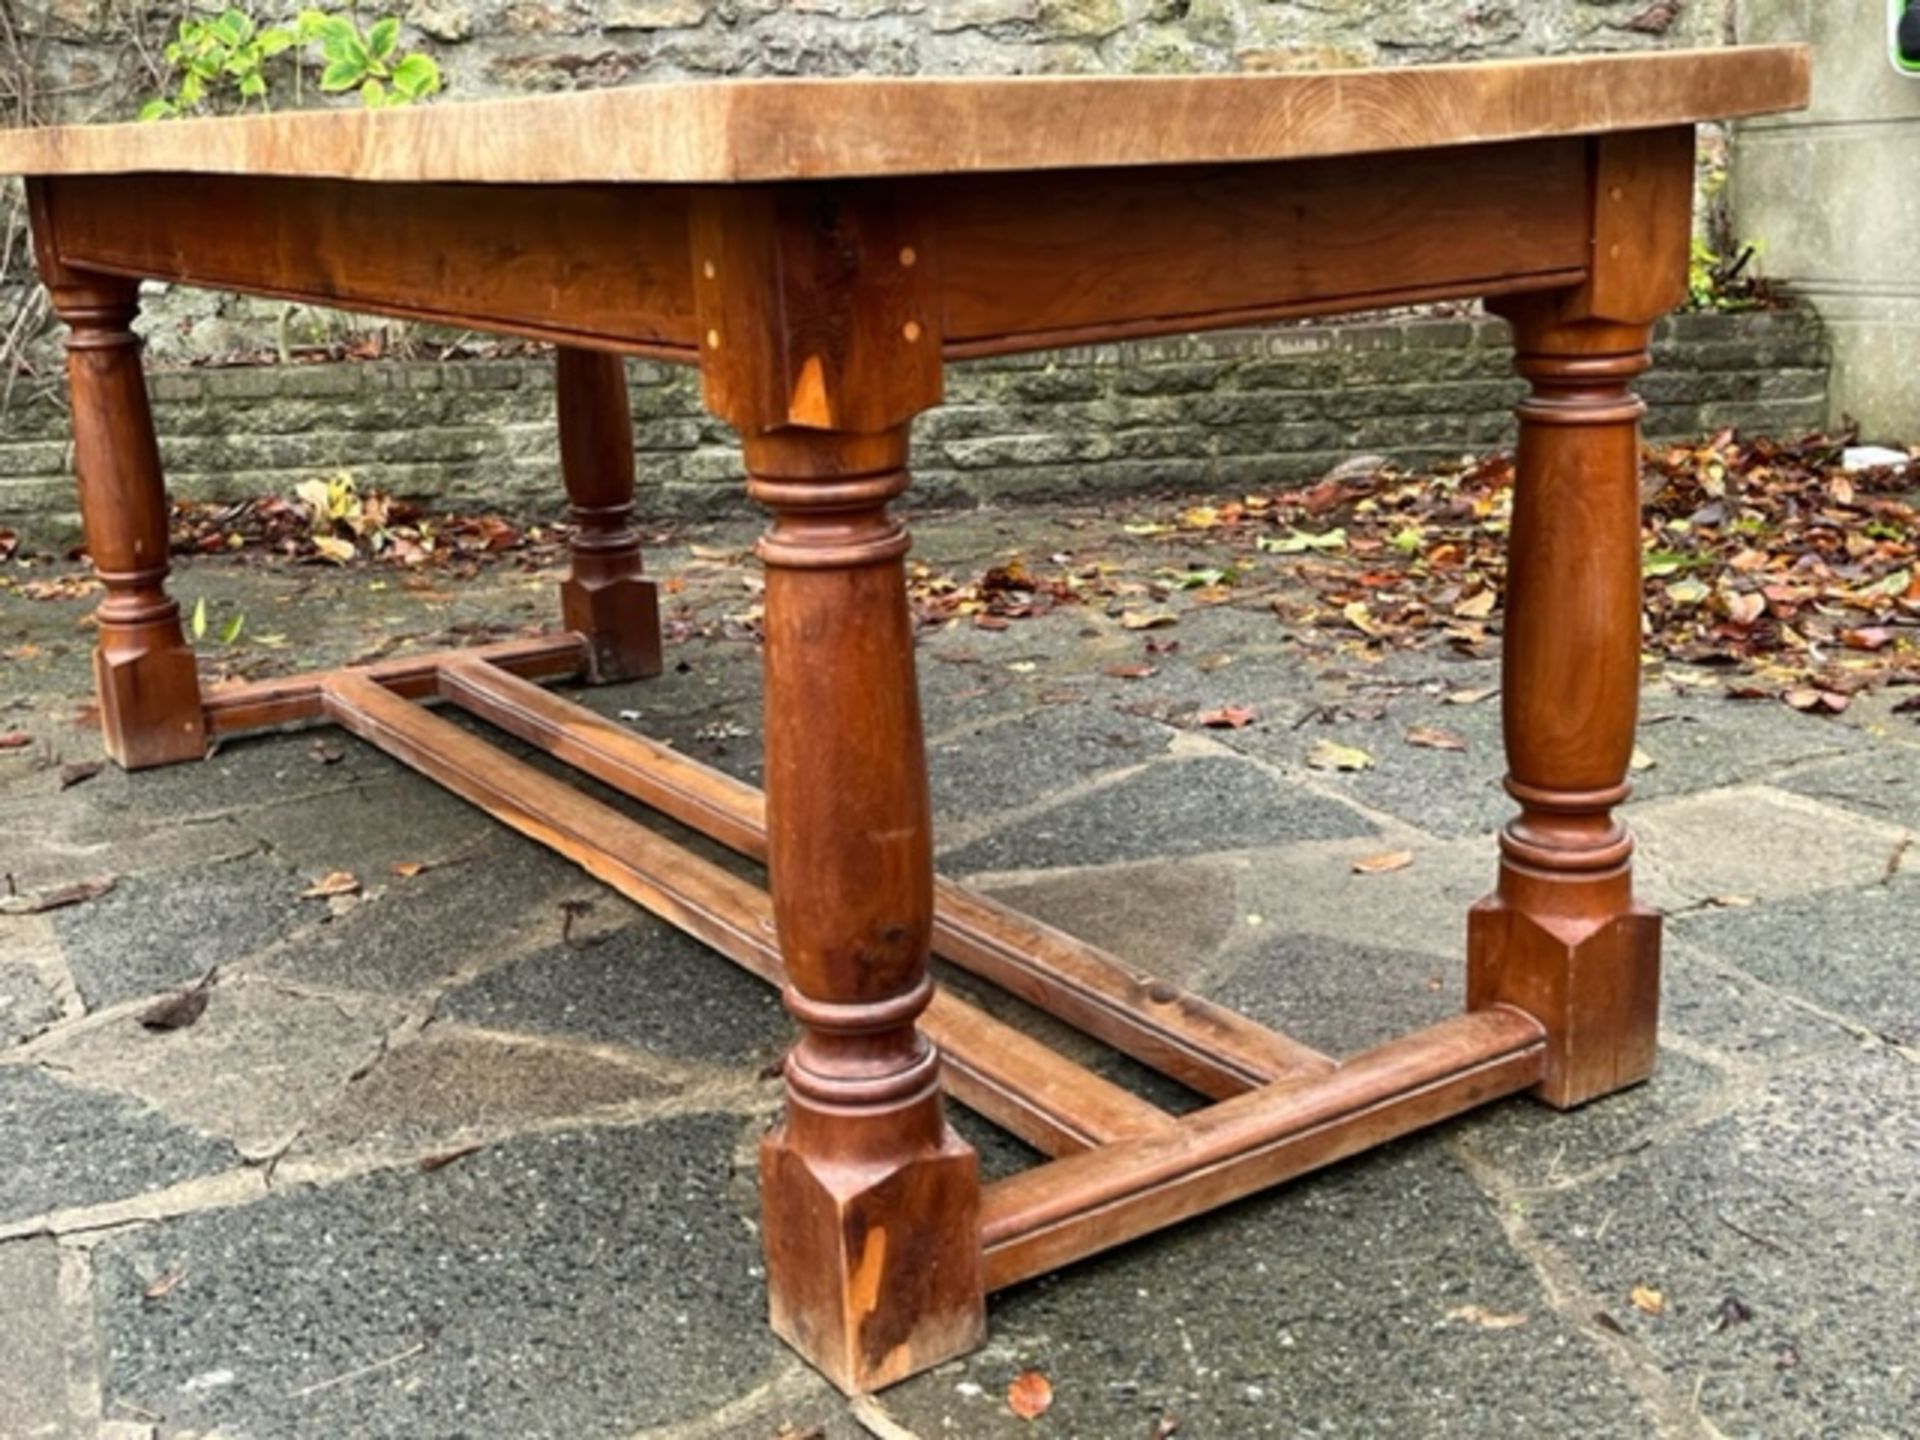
(0, 46, 1807, 186)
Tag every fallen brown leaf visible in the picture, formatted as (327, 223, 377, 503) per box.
(1103, 664, 1156, 680)
(1629, 1285, 1665, 1317)
(1352, 850, 1415, 875)
(419, 1143, 484, 1173)
(1195, 705, 1257, 730)
(1406, 725, 1467, 752)
(139, 987, 210, 1032)
(0, 877, 116, 915)
(1454, 590, 1497, 620)
(142, 1269, 187, 1302)
(391, 861, 429, 879)
(301, 870, 360, 899)
(1007, 1370, 1053, 1421)
(1119, 611, 1177, 631)
(58, 760, 104, 790)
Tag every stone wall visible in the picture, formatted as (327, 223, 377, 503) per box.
(0, 309, 1828, 545)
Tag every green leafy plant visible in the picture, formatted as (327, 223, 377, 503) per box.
(139, 6, 441, 120)
(1687, 235, 1773, 313)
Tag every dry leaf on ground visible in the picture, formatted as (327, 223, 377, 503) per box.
(1353, 850, 1415, 875)
(1406, 725, 1468, 752)
(1306, 739, 1375, 772)
(1007, 1370, 1054, 1421)
(301, 870, 360, 899)
(1195, 705, 1257, 729)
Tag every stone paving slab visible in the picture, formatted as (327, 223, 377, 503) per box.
(283, 1024, 682, 1169)
(0, 1067, 237, 1227)
(90, 1117, 773, 1439)
(940, 753, 1377, 874)
(49, 854, 306, 1012)
(1526, 1058, 1920, 1439)
(440, 921, 790, 1069)
(31, 978, 407, 1162)
(1673, 875, 1920, 1048)
(0, 1238, 81, 1440)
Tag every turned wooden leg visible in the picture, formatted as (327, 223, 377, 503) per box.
(1468, 299, 1662, 1110)
(751, 426, 985, 1394)
(555, 346, 661, 683)
(50, 272, 205, 770)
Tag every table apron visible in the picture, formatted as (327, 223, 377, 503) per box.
(31, 132, 1616, 363)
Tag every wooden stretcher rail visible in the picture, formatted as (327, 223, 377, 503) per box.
(434, 654, 1334, 1097)
(317, 668, 1174, 1157)
(202, 633, 588, 737)
(979, 1007, 1548, 1291)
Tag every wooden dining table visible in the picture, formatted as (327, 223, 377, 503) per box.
(0, 46, 1811, 1394)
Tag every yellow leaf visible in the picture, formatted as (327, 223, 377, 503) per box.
(1306, 739, 1374, 772)
(312, 535, 356, 565)
(1629, 1285, 1665, 1317)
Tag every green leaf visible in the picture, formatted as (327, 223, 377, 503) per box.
(367, 17, 399, 59)
(319, 57, 365, 91)
(178, 70, 205, 105)
(137, 97, 175, 122)
(219, 611, 246, 645)
(190, 595, 207, 641)
(189, 53, 223, 79)
(390, 52, 440, 99)
(1258, 527, 1347, 555)
(257, 27, 296, 55)
(238, 70, 267, 98)
(359, 76, 387, 107)
(317, 18, 360, 62)
(212, 8, 254, 45)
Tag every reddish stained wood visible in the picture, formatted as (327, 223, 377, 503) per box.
(931, 142, 1589, 350)
(979, 1008, 1547, 1292)
(318, 668, 1172, 1158)
(28, 208, 205, 770)
(555, 347, 664, 682)
(202, 633, 587, 737)
(35, 174, 700, 357)
(1468, 301, 1663, 1110)
(435, 655, 1332, 1097)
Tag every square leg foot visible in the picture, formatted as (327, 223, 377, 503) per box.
(1468, 900, 1662, 1110)
(95, 641, 206, 770)
(560, 575, 662, 684)
(761, 1127, 986, 1394)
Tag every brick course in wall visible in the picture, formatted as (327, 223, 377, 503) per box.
(0, 308, 1827, 547)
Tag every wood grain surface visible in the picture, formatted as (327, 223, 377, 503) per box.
(0, 47, 1807, 184)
